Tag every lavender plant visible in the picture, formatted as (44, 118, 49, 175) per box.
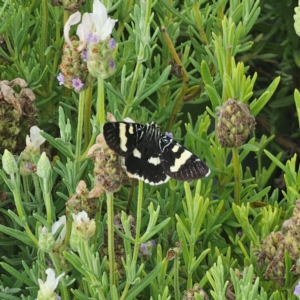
(1, 0, 300, 299)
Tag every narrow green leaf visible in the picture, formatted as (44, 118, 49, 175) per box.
(0, 262, 34, 286)
(294, 89, 300, 129)
(264, 149, 288, 174)
(125, 261, 163, 300)
(64, 252, 88, 276)
(40, 132, 75, 159)
(200, 60, 215, 87)
(143, 218, 170, 241)
(205, 85, 222, 109)
(0, 225, 35, 247)
(250, 76, 280, 116)
(134, 66, 171, 106)
(0, 293, 21, 300)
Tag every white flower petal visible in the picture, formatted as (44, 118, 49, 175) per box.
(91, 0, 117, 40)
(28, 126, 45, 147)
(74, 211, 89, 224)
(52, 215, 67, 243)
(38, 268, 65, 297)
(45, 269, 57, 291)
(93, 0, 108, 22)
(77, 13, 94, 51)
(64, 11, 81, 48)
(100, 18, 117, 40)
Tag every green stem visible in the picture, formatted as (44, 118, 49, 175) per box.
(232, 146, 241, 206)
(84, 85, 93, 149)
(22, 176, 30, 203)
(64, 218, 73, 247)
(106, 192, 115, 289)
(92, 195, 103, 245)
(40, 0, 48, 71)
(163, 181, 175, 253)
(10, 174, 38, 245)
(97, 76, 105, 131)
(43, 183, 53, 225)
(120, 180, 144, 300)
(32, 173, 43, 215)
(174, 249, 180, 300)
(132, 180, 143, 263)
(122, 60, 142, 118)
(75, 90, 86, 172)
(187, 244, 194, 289)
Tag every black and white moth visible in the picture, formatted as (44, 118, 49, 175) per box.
(103, 122, 210, 185)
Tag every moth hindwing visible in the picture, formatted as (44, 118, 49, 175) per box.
(103, 122, 210, 185)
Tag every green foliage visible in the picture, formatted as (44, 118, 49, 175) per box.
(0, 0, 300, 299)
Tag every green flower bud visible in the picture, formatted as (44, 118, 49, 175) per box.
(38, 226, 55, 253)
(216, 99, 255, 148)
(87, 37, 117, 79)
(37, 152, 51, 179)
(295, 1, 300, 37)
(70, 211, 96, 252)
(2, 149, 18, 175)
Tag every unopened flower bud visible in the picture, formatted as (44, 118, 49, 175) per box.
(2, 149, 18, 175)
(87, 37, 117, 79)
(216, 99, 255, 148)
(38, 226, 55, 253)
(37, 152, 51, 179)
(70, 211, 96, 251)
(295, 1, 300, 37)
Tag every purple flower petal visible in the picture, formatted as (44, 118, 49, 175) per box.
(86, 32, 93, 42)
(109, 60, 116, 70)
(57, 73, 64, 85)
(72, 78, 84, 91)
(139, 243, 148, 255)
(82, 49, 88, 61)
(294, 284, 300, 296)
(109, 38, 116, 49)
(91, 34, 100, 44)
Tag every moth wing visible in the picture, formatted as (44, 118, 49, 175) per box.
(122, 152, 169, 185)
(104, 122, 170, 185)
(103, 122, 142, 157)
(159, 136, 210, 181)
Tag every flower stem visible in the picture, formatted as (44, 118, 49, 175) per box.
(232, 146, 241, 206)
(132, 180, 143, 263)
(174, 249, 180, 300)
(75, 90, 86, 172)
(106, 192, 115, 289)
(84, 85, 93, 149)
(97, 76, 105, 131)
